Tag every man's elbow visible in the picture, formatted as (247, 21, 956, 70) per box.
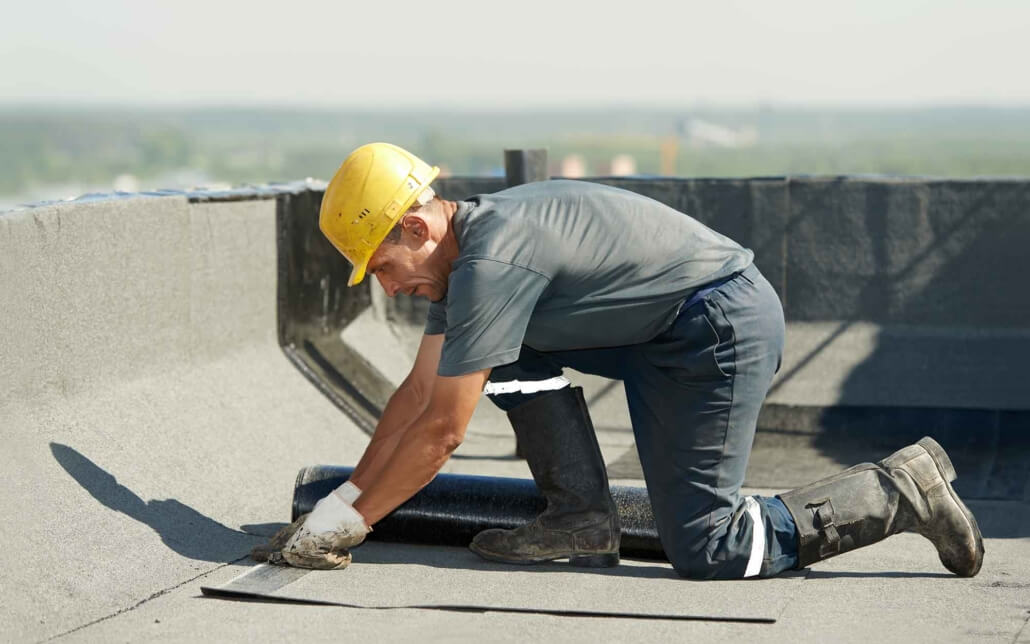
(437, 426, 465, 455)
(426, 416, 465, 456)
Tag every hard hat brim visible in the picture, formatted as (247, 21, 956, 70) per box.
(347, 262, 367, 287)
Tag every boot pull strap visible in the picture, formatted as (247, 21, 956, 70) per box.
(812, 500, 841, 557)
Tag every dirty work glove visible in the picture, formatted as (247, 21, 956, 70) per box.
(251, 482, 363, 567)
(251, 514, 309, 563)
(282, 482, 370, 569)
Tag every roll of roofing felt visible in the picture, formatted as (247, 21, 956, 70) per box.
(292, 466, 666, 561)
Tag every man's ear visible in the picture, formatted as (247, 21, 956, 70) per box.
(403, 213, 428, 239)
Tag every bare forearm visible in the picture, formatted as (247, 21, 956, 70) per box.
(350, 383, 428, 489)
(349, 431, 407, 491)
(352, 417, 461, 525)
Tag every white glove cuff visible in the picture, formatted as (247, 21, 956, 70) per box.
(334, 481, 362, 504)
(303, 490, 368, 535)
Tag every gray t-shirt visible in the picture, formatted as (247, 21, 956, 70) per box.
(425, 180, 753, 376)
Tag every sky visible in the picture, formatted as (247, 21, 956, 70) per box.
(2, 0, 1029, 108)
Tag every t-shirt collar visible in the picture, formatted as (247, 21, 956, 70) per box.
(451, 200, 475, 243)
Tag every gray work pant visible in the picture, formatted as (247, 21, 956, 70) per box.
(485, 263, 798, 579)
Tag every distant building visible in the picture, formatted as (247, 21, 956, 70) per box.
(112, 174, 140, 193)
(560, 154, 587, 178)
(609, 154, 637, 176)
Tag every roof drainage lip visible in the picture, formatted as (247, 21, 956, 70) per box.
(0, 178, 329, 215)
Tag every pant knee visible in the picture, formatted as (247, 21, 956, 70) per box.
(665, 497, 799, 580)
(663, 509, 753, 580)
(669, 549, 725, 580)
(662, 527, 727, 580)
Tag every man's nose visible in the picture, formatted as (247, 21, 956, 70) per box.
(378, 275, 399, 297)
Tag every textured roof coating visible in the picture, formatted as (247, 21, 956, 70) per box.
(1, 190, 1028, 642)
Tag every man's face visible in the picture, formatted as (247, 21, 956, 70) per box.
(366, 216, 449, 302)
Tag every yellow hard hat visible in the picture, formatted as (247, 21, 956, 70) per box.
(319, 142, 440, 286)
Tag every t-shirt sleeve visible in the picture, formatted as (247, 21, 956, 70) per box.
(437, 259, 551, 377)
(424, 298, 447, 335)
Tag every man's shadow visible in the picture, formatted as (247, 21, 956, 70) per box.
(50, 442, 262, 563)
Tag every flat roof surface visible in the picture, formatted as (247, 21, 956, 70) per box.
(4, 194, 1028, 643)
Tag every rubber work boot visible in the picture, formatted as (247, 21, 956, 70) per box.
(778, 436, 984, 577)
(470, 386, 621, 567)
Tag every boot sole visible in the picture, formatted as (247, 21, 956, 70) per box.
(468, 542, 620, 568)
(917, 437, 985, 577)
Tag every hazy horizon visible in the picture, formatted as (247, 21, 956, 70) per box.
(3, 1, 1028, 108)
(5, 103, 1030, 213)
(5, 101, 1030, 111)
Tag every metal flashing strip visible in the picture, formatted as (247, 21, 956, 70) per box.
(200, 564, 775, 624)
(208, 563, 313, 595)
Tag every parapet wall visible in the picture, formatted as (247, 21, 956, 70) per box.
(419, 176, 1030, 500)
(424, 176, 1030, 414)
(2, 175, 1027, 525)
(434, 176, 1030, 327)
(5, 176, 1026, 419)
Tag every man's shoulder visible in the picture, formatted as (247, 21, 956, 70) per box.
(458, 191, 547, 254)
(489, 178, 611, 200)
(470, 180, 618, 230)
